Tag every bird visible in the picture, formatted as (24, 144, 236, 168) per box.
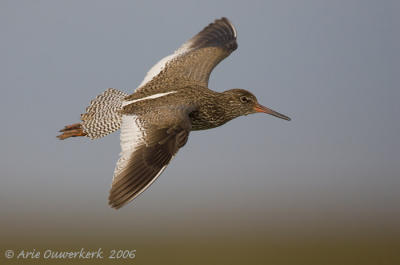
(58, 17, 291, 209)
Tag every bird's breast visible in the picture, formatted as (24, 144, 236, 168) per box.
(189, 105, 229, 131)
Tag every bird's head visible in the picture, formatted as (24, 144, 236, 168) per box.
(224, 89, 291, 121)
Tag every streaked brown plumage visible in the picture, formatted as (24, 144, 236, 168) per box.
(58, 17, 290, 209)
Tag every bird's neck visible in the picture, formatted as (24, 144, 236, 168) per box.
(218, 91, 242, 120)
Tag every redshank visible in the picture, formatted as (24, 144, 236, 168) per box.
(58, 17, 290, 209)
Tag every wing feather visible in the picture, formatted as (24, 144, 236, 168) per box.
(109, 112, 191, 209)
(136, 17, 238, 92)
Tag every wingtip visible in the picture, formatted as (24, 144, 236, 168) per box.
(108, 199, 122, 210)
(216, 17, 237, 38)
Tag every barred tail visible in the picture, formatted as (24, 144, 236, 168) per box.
(80, 88, 129, 139)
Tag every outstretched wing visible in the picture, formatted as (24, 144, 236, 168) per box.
(136, 17, 237, 92)
(108, 108, 192, 209)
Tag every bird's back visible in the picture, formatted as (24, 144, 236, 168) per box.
(122, 83, 234, 131)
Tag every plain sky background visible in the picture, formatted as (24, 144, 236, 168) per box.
(1, 0, 400, 245)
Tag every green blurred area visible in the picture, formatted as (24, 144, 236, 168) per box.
(2, 228, 399, 265)
(1, 203, 399, 264)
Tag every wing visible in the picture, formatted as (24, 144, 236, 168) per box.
(108, 108, 191, 209)
(136, 17, 237, 92)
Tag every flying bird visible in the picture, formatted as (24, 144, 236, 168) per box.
(58, 17, 290, 209)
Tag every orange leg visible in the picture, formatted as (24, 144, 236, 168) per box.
(57, 123, 87, 140)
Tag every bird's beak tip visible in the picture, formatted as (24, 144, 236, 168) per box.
(254, 104, 291, 121)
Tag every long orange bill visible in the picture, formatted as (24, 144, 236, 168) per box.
(254, 103, 291, 121)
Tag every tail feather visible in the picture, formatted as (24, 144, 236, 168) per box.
(57, 88, 129, 140)
(81, 88, 129, 139)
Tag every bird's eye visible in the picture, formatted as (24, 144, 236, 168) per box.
(240, 96, 250, 103)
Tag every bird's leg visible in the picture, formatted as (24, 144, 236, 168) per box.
(57, 123, 87, 140)
(59, 123, 81, 131)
